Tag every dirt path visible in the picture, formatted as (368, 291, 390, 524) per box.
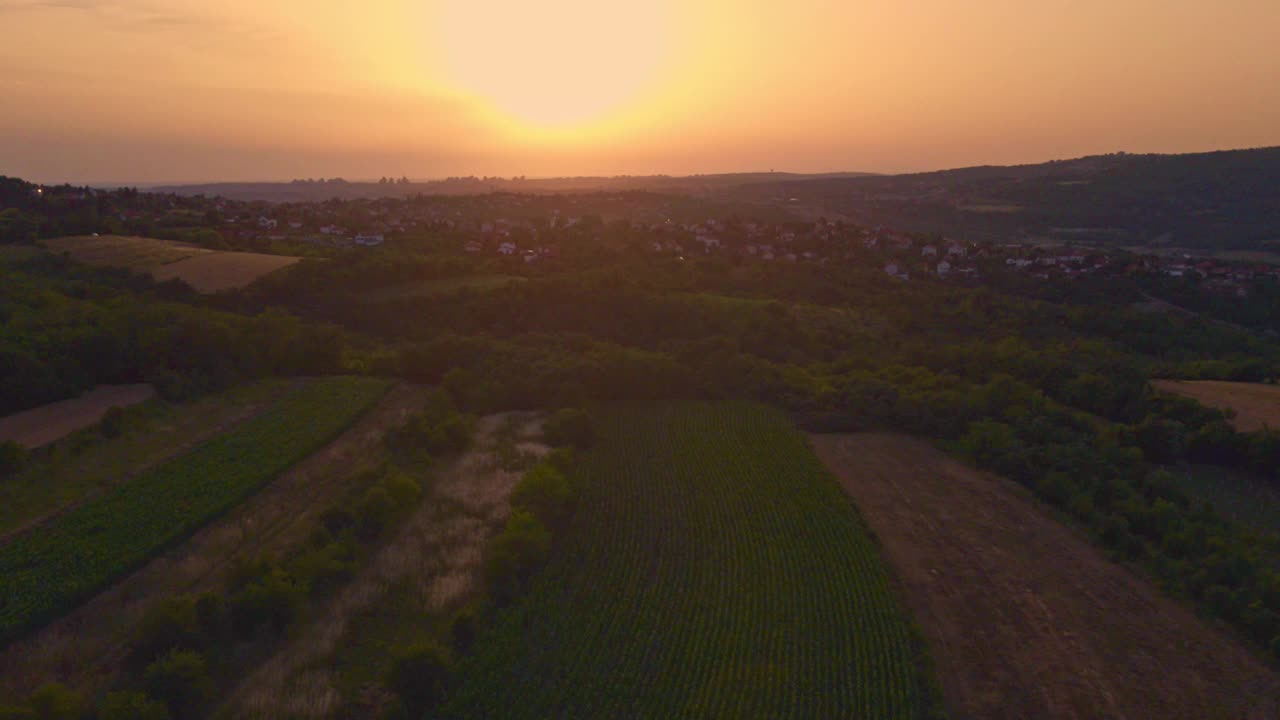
(0, 384, 156, 449)
(226, 413, 547, 720)
(811, 433, 1280, 720)
(0, 384, 431, 702)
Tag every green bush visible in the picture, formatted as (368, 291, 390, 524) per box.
(27, 683, 79, 720)
(510, 464, 573, 530)
(0, 441, 26, 478)
(484, 511, 552, 606)
(131, 596, 202, 667)
(228, 564, 302, 636)
(97, 691, 170, 720)
(388, 642, 453, 715)
(143, 650, 213, 718)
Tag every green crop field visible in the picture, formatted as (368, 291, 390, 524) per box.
(0, 376, 391, 644)
(444, 403, 930, 719)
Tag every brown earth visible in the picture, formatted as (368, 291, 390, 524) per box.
(1153, 379, 1280, 432)
(0, 384, 432, 702)
(811, 433, 1280, 720)
(0, 384, 155, 449)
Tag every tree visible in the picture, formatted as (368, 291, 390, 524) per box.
(510, 463, 573, 529)
(484, 510, 552, 605)
(387, 642, 453, 714)
(97, 692, 170, 720)
(27, 684, 79, 720)
(143, 650, 213, 718)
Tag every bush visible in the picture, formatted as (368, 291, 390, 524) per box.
(387, 642, 453, 715)
(28, 684, 79, 720)
(99, 406, 129, 439)
(131, 596, 202, 667)
(0, 441, 26, 478)
(543, 408, 595, 449)
(451, 608, 478, 656)
(143, 650, 213, 718)
(97, 691, 170, 720)
(510, 463, 573, 530)
(228, 564, 302, 636)
(484, 511, 552, 605)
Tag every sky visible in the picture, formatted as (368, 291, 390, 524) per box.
(2, 0, 1279, 183)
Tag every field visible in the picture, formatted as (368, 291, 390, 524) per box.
(443, 404, 929, 719)
(0, 376, 390, 644)
(1152, 379, 1280, 432)
(811, 433, 1280, 720)
(40, 235, 302, 292)
(1171, 464, 1280, 534)
(0, 379, 296, 538)
(0, 384, 155, 449)
(0, 383, 428, 701)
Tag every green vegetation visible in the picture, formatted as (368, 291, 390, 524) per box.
(1170, 465, 1280, 535)
(0, 377, 390, 643)
(357, 274, 525, 303)
(0, 379, 295, 537)
(445, 404, 928, 719)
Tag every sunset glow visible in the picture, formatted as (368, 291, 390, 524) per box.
(1, 0, 1278, 182)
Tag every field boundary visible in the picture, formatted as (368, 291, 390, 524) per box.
(0, 377, 391, 646)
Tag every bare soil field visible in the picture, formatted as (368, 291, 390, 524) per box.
(0, 384, 431, 702)
(811, 433, 1280, 720)
(0, 384, 155, 449)
(227, 413, 548, 719)
(1153, 380, 1280, 432)
(40, 235, 300, 292)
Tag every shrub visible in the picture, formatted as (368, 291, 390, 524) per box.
(510, 463, 573, 530)
(450, 608, 478, 656)
(543, 408, 595, 449)
(131, 596, 202, 667)
(27, 684, 79, 720)
(99, 406, 128, 439)
(228, 565, 302, 636)
(143, 650, 213, 718)
(97, 691, 170, 720)
(0, 441, 26, 478)
(484, 511, 552, 605)
(387, 642, 453, 715)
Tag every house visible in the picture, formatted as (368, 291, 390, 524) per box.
(937, 260, 952, 277)
(498, 242, 517, 255)
(464, 241, 482, 253)
(257, 216, 278, 229)
(354, 234, 384, 247)
(922, 245, 938, 258)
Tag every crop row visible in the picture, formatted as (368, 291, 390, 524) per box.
(0, 376, 391, 645)
(444, 402, 925, 718)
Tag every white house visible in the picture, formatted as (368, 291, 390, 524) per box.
(937, 260, 952, 277)
(922, 245, 938, 258)
(354, 234, 384, 247)
(498, 242, 517, 255)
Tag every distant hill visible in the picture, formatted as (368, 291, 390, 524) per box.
(149, 172, 877, 203)
(734, 147, 1280, 251)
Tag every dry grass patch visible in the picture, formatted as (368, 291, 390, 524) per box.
(1153, 379, 1280, 432)
(40, 235, 301, 293)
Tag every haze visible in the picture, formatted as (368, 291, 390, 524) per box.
(3, 0, 1279, 183)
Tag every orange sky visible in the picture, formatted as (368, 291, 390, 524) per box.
(2, 0, 1279, 183)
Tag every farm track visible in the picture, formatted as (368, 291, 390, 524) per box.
(0, 380, 304, 546)
(811, 433, 1280, 720)
(0, 383, 430, 702)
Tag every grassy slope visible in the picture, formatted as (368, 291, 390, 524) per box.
(0, 379, 298, 537)
(0, 377, 391, 644)
(444, 403, 927, 719)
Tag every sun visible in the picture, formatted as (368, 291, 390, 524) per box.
(438, 0, 673, 127)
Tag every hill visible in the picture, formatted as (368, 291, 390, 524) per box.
(734, 147, 1280, 251)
